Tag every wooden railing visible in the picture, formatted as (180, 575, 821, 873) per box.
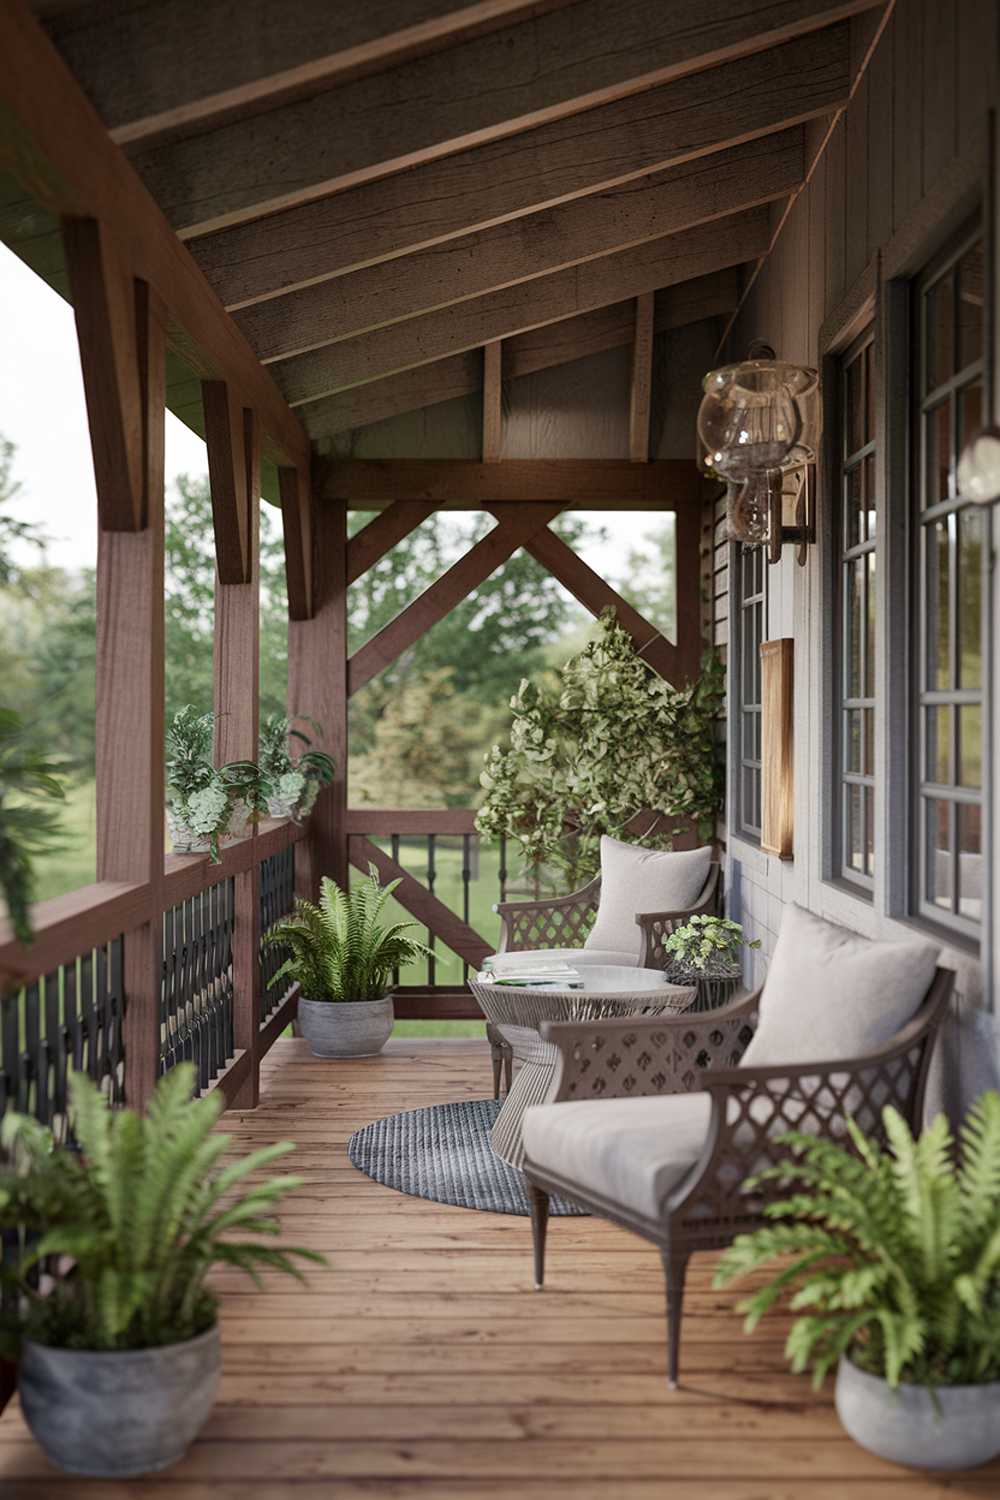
(0, 818, 307, 1127)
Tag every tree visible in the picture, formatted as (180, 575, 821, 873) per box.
(351, 669, 498, 808)
(0, 436, 48, 592)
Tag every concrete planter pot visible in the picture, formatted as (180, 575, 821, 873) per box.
(266, 794, 298, 820)
(298, 995, 394, 1057)
(18, 1323, 220, 1478)
(166, 810, 210, 855)
(835, 1355, 1000, 1470)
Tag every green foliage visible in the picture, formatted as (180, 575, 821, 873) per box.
(262, 866, 431, 1002)
(663, 914, 760, 977)
(0, 437, 48, 592)
(0, 1065, 324, 1355)
(475, 611, 725, 890)
(0, 707, 69, 946)
(714, 1094, 1000, 1390)
(258, 714, 335, 818)
(165, 707, 271, 861)
(351, 670, 496, 810)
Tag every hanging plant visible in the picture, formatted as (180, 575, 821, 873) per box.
(475, 610, 725, 891)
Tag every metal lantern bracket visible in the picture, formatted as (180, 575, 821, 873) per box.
(768, 463, 815, 566)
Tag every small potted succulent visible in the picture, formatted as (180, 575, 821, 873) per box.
(262, 865, 430, 1057)
(0, 1064, 323, 1478)
(715, 1094, 1000, 1470)
(165, 707, 270, 859)
(258, 713, 335, 822)
(661, 914, 760, 1009)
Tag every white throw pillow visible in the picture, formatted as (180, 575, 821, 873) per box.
(584, 836, 713, 962)
(740, 904, 940, 1068)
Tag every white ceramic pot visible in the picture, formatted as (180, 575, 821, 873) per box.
(166, 810, 210, 854)
(297, 996, 394, 1057)
(266, 794, 298, 820)
(835, 1355, 1000, 1469)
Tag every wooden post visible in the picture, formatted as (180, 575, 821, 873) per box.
(86, 272, 166, 1111)
(289, 495, 348, 899)
(212, 406, 261, 1108)
(628, 291, 655, 462)
(482, 340, 502, 460)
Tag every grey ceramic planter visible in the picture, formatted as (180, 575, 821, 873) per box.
(19, 1323, 220, 1478)
(298, 995, 394, 1057)
(835, 1356, 1000, 1469)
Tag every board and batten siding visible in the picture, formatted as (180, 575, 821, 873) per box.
(719, 0, 1000, 1117)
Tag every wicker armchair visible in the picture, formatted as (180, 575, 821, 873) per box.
(521, 967, 953, 1387)
(494, 862, 721, 965)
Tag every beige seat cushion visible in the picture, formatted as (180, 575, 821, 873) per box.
(523, 1092, 713, 1220)
(740, 903, 939, 1069)
(585, 837, 713, 962)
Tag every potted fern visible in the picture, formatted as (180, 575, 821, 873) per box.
(258, 712, 335, 822)
(715, 1094, 1000, 1470)
(165, 707, 270, 858)
(0, 1064, 323, 1478)
(262, 866, 431, 1057)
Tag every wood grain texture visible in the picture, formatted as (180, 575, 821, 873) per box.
(319, 458, 706, 509)
(345, 501, 437, 585)
(302, 271, 740, 439)
(277, 465, 313, 621)
(345, 809, 480, 834)
(0, 0, 309, 471)
(349, 840, 491, 965)
(481, 340, 503, 460)
(760, 637, 794, 859)
(347, 504, 563, 694)
(4, 1035, 990, 1494)
(142, 5, 863, 241)
(628, 292, 655, 461)
(42, 0, 556, 143)
(203, 379, 251, 583)
(275, 209, 771, 403)
(235, 131, 803, 361)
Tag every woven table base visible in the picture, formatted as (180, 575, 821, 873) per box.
(348, 1098, 586, 1216)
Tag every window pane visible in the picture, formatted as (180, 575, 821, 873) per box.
(864, 786, 875, 876)
(925, 519, 951, 690)
(926, 705, 950, 784)
(958, 507, 983, 690)
(846, 558, 863, 693)
(864, 551, 876, 697)
(958, 804, 983, 921)
(863, 707, 874, 776)
(925, 273, 954, 392)
(864, 342, 874, 445)
(864, 453, 877, 540)
(925, 399, 951, 508)
(845, 709, 862, 772)
(957, 242, 983, 370)
(844, 464, 863, 548)
(846, 786, 864, 873)
(927, 798, 952, 911)
(846, 354, 864, 455)
(960, 380, 983, 447)
(959, 704, 982, 789)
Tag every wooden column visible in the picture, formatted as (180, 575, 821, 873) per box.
(211, 402, 261, 1108)
(79, 258, 166, 1111)
(289, 495, 348, 898)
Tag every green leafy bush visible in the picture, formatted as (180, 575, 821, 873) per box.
(262, 866, 432, 1002)
(0, 707, 69, 945)
(475, 611, 724, 891)
(0, 1064, 323, 1354)
(714, 1094, 1000, 1389)
(663, 915, 760, 977)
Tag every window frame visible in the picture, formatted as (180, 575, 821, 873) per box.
(910, 218, 988, 942)
(731, 539, 767, 844)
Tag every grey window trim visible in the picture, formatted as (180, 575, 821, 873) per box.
(909, 216, 988, 944)
(730, 538, 767, 845)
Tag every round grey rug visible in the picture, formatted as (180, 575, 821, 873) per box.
(348, 1098, 586, 1215)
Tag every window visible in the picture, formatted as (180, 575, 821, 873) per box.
(835, 327, 877, 890)
(913, 224, 987, 934)
(734, 542, 767, 841)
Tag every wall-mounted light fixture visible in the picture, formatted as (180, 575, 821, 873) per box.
(957, 424, 1000, 505)
(697, 341, 821, 565)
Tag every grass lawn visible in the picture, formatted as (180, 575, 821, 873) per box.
(31, 779, 97, 902)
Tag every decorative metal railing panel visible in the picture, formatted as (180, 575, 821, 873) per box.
(160, 879, 235, 1090)
(259, 844, 296, 1023)
(0, 938, 125, 1140)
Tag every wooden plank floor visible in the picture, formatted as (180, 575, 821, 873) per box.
(1, 1037, 998, 1498)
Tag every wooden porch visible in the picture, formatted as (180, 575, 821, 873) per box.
(1, 1036, 997, 1499)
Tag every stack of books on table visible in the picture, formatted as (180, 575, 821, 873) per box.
(486, 961, 583, 990)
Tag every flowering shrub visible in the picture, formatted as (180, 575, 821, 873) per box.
(476, 612, 724, 891)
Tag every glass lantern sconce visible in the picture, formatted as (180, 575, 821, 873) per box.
(957, 424, 1000, 505)
(697, 340, 821, 565)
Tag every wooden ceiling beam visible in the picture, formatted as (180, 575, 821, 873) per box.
(276, 207, 770, 405)
(192, 24, 852, 307)
(202, 379, 252, 583)
(37, 1, 558, 146)
(129, 1, 875, 236)
(0, 1, 311, 472)
(346, 502, 437, 585)
(301, 271, 740, 440)
(317, 459, 705, 510)
(236, 129, 802, 362)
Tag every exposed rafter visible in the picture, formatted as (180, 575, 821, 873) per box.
(189, 24, 852, 308)
(317, 458, 706, 510)
(236, 129, 802, 362)
(275, 208, 770, 404)
(126, 0, 875, 236)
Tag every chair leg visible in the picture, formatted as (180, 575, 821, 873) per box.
(528, 1183, 550, 1290)
(487, 1023, 505, 1100)
(661, 1249, 689, 1390)
(503, 1040, 513, 1095)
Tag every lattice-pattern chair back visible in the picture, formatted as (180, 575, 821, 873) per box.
(502, 881, 600, 952)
